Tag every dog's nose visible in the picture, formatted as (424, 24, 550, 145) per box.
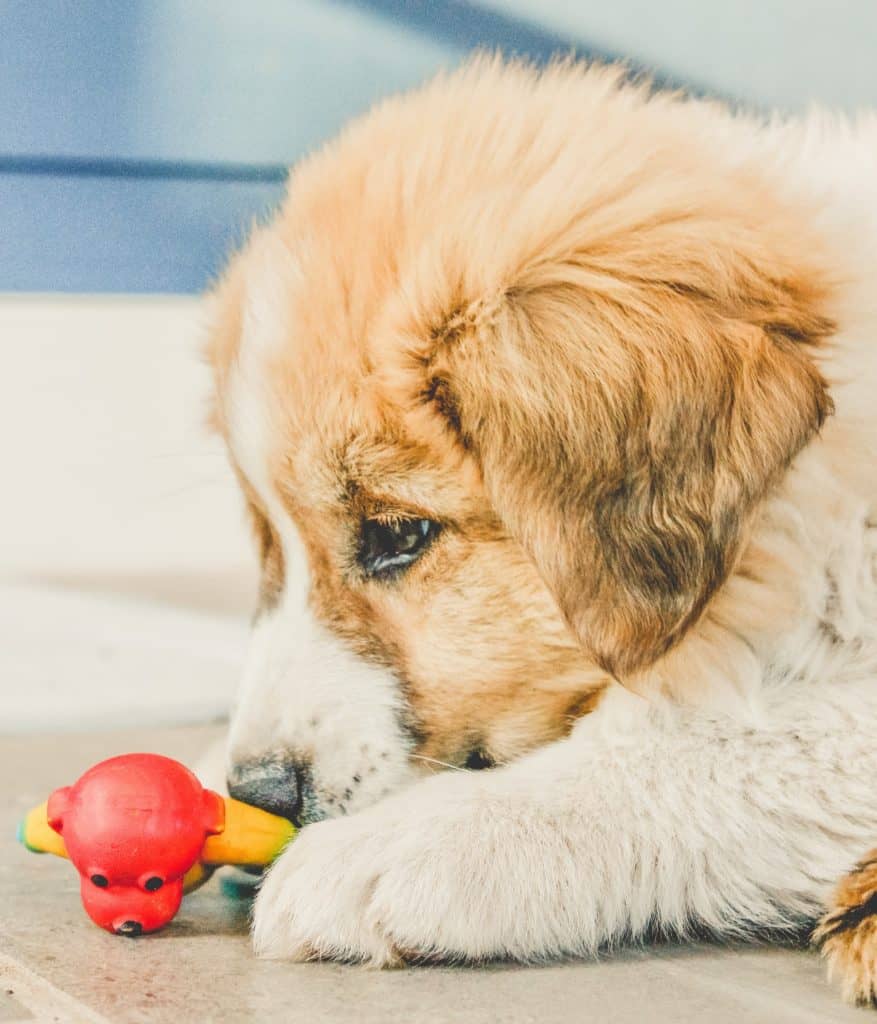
(227, 756, 307, 824)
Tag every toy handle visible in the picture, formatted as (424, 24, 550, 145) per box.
(201, 796, 295, 867)
(17, 801, 65, 858)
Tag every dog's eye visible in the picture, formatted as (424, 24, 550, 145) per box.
(359, 518, 441, 578)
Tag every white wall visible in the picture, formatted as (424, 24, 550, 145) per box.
(0, 296, 253, 593)
(488, 0, 877, 112)
(0, 296, 256, 729)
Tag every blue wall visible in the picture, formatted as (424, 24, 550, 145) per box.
(0, 1, 590, 292)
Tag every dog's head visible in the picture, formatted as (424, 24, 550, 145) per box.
(207, 59, 834, 823)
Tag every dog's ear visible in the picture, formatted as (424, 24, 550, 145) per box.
(395, 231, 834, 678)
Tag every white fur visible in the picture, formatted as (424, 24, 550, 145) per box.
(252, 501, 877, 962)
(228, 109, 877, 963)
(225, 270, 416, 817)
(254, 670, 877, 961)
(226, 580, 416, 819)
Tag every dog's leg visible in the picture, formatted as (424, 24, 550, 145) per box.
(814, 851, 877, 1005)
(251, 683, 877, 964)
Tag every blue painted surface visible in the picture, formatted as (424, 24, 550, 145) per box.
(0, 0, 462, 164)
(0, 0, 602, 292)
(0, 1, 458, 291)
(5, 2, 871, 294)
(0, 172, 284, 293)
(0, 0, 600, 292)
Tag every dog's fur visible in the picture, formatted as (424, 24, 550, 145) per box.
(206, 58, 877, 999)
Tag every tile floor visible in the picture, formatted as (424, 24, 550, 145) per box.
(0, 726, 867, 1024)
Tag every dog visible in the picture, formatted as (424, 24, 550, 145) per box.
(204, 57, 877, 1002)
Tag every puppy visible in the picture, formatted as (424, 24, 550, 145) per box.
(206, 57, 877, 999)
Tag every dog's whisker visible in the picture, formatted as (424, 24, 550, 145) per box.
(409, 754, 469, 774)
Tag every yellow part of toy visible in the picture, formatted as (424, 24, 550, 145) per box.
(181, 860, 213, 892)
(18, 801, 66, 858)
(204, 797, 295, 867)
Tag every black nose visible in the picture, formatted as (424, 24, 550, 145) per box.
(115, 920, 143, 937)
(227, 756, 308, 824)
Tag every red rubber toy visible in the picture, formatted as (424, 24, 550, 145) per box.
(19, 753, 295, 936)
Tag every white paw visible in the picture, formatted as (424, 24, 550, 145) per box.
(251, 770, 572, 964)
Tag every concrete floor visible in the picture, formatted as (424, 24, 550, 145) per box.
(0, 725, 867, 1024)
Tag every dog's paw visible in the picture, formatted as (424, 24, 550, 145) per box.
(251, 771, 558, 964)
(814, 850, 877, 1006)
(251, 804, 405, 964)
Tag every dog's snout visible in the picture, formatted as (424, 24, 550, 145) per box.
(227, 756, 308, 825)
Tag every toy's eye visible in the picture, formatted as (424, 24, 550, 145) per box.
(90, 873, 109, 888)
(144, 876, 164, 892)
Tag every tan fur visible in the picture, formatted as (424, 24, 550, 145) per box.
(207, 57, 840, 766)
(385, 223, 834, 678)
(261, 422, 605, 762)
(815, 851, 877, 1005)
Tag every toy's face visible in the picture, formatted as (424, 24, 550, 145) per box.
(78, 874, 184, 935)
(47, 754, 225, 934)
(64, 819, 193, 935)
(60, 805, 200, 935)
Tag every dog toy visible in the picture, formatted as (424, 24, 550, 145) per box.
(18, 753, 294, 936)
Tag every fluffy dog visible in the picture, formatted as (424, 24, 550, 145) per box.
(206, 58, 877, 1002)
